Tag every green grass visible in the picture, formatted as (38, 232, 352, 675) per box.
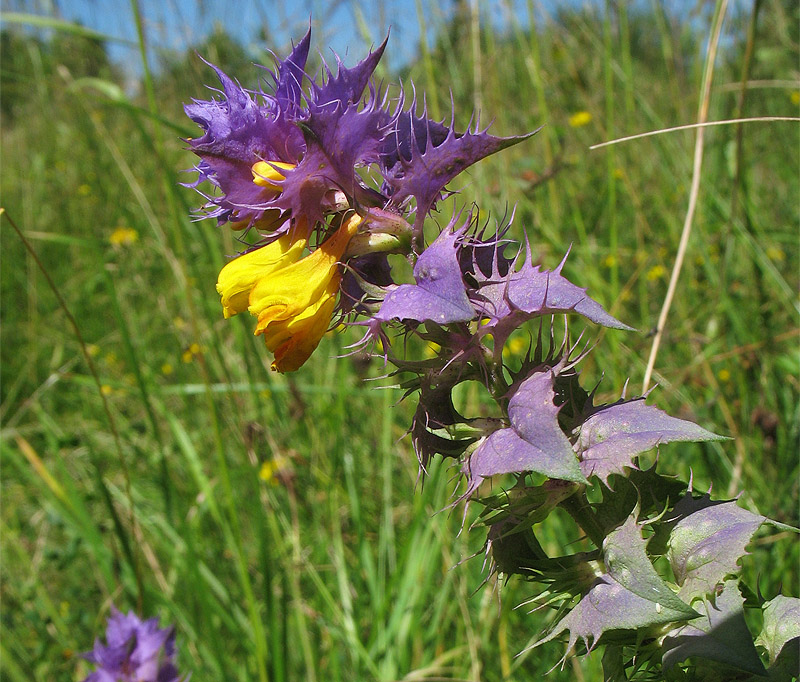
(1, 2, 798, 680)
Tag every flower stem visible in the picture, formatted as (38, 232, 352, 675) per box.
(560, 487, 606, 549)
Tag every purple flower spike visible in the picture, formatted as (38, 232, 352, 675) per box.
(575, 397, 724, 484)
(376, 221, 476, 325)
(82, 608, 185, 682)
(462, 366, 585, 496)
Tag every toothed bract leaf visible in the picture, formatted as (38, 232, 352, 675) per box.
(534, 575, 697, 657)
(185, 62, 305, 226)
(411, 383, 474, 468)
(603, 514, 697, 619)
(667, 500, 766, 603)
(575, 398, 724, 484)
(380, 110, 450, 174)
(662, 580, 767, 676)
(534, 512, 698, 659)
(273, 99, 392, 228)
(272, 28, 312, 110)
(309, 37, 387, 110)
(375, 224, 476, 324)
(756, 595, 800, 669)
(382, 119, 535, 230)
(475, 248, 631, 349)
(462, 368, 585, 496)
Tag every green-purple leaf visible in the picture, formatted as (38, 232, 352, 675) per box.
(662, 580, 766, 676)
(756, 595, 800, 669)
(462, 368, 585, 496)
(534, 576, 695, 658)
(575, 398, 724, 484)
(604, 514, 697, 619)
(667, 500, 766, 603)
(534, 513, 696, 659)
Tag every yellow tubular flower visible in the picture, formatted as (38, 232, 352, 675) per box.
(248, 213, 363, 372)
(251, 161, 295, 189)
(216, 234, 307, 319)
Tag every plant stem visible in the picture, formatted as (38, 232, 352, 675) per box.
(560, 487, 606, 549)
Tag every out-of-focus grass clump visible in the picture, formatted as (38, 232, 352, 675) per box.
(1, 2, 797, 680)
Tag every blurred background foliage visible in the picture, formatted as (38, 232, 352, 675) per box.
(1, 1, 798, 680)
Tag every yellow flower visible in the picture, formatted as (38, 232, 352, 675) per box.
(251, 214, 362, 372)
(568, 111, 592, 128)
(217, 213, 362, 372)
(109, 227, 139, 246)
(216, 234, 307, 319)
(251, 161, 295, 189)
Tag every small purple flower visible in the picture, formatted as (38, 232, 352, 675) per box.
(82, 608, 184, 682)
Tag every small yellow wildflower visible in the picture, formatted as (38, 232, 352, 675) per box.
(790, 91, 800, 106)
(765, 246, 785, 262)
(182, 343, 201, 363)
(86, 343, 100, 357)
(161, 363, 174, 375)
(109, 227, 139, 246)
(717, 368, 731, 382)
(100, 384, 113, 396)
(602, 254, 617, 268)
(647, 264, 667, 281)
(568, 111, 593, 128)
(258, 459, 280, 483)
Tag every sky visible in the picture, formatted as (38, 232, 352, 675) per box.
(5, 0, 454, 74)
(3, 0, 737, 81)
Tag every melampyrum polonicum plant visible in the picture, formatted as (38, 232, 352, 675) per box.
(184, 29, 799, 681)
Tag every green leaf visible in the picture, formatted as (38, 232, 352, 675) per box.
(662, 580, 767, 676)
(667, 499, 766, 603)
(604, 514, 697, 619)
(756, 595, 800, 670)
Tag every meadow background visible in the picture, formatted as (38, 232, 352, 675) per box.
(1, 1, 798, 680)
